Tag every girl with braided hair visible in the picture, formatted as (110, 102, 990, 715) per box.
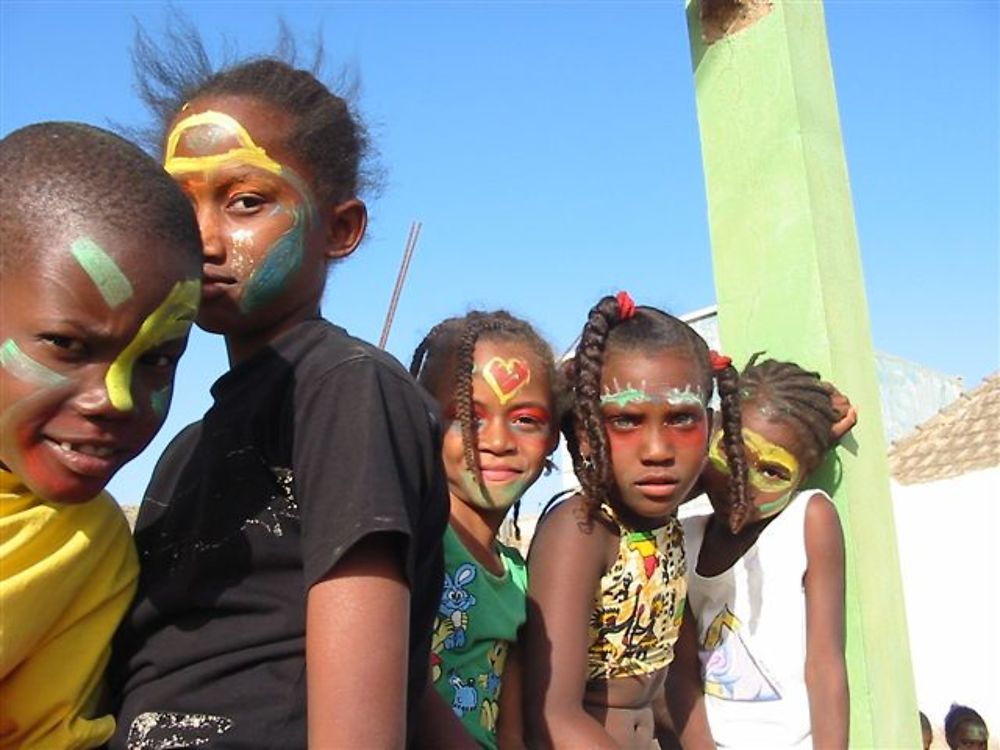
(410, 310, 561, 749)
(668, 355, 853, 749)
(523, 292, 745, 749)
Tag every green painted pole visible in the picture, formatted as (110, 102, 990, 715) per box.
(684, 1, 919, 747)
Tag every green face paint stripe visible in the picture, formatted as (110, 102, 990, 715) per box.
(757, 492, 793, 517)
(601, 385, 705, 408)
(151, 386, 172, 418)
(70, 237, 134, 308)
(0, 339, 66, 386)
(601, 387, 650, 407)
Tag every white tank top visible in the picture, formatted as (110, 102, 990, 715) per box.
(682, 490, 827, 749)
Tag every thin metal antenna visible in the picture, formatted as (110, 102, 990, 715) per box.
(378, 221, 422, 349)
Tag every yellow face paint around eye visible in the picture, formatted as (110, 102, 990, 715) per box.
(708, 427, 802, 494)
(742, 428, 801, 493)
(164, 110, 283, 177)
(105, 279, 200, 411)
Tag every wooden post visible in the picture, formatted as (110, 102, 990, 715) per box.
(685, 1, 919, 745)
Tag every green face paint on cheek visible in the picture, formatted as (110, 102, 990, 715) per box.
(757, 491, 794, 518)
(150, 386, 172, 419)
(70, 237, 134, 308)
(460, 469, 527, 511)
(0, 339, 66, 386)
(105, 279, 200, 411)
(239, 206, 306, 313)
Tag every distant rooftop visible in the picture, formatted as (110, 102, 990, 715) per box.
(889, 372, 1000, 485)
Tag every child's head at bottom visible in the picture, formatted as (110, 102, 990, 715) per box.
(704, 356, 840, 533)
(411, 311, 561, 526)
(0, 122, 202, 504)
(945, 704, 988, 750)
(568, 292, 740, 528)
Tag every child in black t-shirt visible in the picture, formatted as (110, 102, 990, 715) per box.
(111, 30, 449, 749)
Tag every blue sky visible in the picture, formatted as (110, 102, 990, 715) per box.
(1, 1, 996, 511)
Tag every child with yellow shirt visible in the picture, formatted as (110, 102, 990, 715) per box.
(0, 122, 202, 749)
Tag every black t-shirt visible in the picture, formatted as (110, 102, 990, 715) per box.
(111, 319, 448, 749)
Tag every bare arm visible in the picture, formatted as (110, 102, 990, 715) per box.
(497, 642, 526, 750)
(665, 606, 716, 750)
(306, 533, 409, 749)
(411, 676, 479, 750)
(523, 497, 619, 749)
(803, 494, 849, 749)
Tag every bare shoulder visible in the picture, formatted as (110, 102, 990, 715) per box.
(803, 492, 845, 561)
(529, 494, 616, 570)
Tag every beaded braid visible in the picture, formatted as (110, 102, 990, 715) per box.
(739, 355, 840, 472)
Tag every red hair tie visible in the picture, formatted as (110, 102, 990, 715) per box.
(616, 291, 636, 321)
(709, 350, 732, 372)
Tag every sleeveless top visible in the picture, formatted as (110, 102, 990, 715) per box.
(682, 490, 824, 749)
(585, 503, 687, 680)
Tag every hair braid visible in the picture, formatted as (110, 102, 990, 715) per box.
(454, 315, 491, 503)
(714, 361, 751, 533)
(572, 295, 622, 515)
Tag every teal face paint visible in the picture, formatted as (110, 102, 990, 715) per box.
(600, 386, 649, 408)
(151, 386, 172, 419)
(601, 380, 705, 408)
(240, 206, 306, 313)
(0, 339, 66, 386)
(70, 237, 134, 308)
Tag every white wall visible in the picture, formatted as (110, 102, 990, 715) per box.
(892, 469, 1000, 742)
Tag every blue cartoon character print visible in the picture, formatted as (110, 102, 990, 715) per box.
(438, 563, 477, 650)
(448, 671, 479, 717)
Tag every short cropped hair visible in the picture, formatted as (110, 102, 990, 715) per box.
(0, 122, 201, 275)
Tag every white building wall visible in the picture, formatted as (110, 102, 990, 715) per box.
(892, 469, 1000, 739)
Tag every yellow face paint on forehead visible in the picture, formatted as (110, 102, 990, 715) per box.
(164, 110, 283, 177)
(105, 279, 200, 411)
(708, 426, 802, 494)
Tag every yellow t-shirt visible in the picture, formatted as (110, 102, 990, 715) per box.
(0, 469, 138, 749)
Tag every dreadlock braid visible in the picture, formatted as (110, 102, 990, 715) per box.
(739, 356, 840, 475)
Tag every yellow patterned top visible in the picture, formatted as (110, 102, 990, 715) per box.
(586, 503, 687, 680)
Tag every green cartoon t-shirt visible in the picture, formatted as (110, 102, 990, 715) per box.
(430, 524, 528, 749)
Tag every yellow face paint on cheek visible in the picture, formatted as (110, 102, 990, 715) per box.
(105, 279, 200, 411)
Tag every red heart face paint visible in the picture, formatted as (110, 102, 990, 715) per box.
(481, 356, 531, 406)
